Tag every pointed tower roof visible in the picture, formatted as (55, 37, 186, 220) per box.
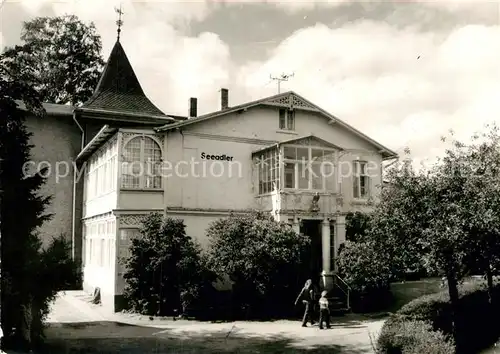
(81, 40, 167, 118)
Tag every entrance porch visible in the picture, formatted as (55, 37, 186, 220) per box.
(290, 215, 346, 280)
(292, 215, 350, 312)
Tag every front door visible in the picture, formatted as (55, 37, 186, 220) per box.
(300, 219, 323, 282)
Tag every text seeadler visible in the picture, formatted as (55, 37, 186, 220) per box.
(200, 152, 234, 161)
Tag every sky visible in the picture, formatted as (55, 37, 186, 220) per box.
(1, 0, 500, 167)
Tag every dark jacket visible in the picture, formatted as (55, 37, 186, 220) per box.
(296, 287, 314, 304)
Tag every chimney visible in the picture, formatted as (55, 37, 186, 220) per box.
(221, 88, 229, 110)
(189, 97, 197, 118)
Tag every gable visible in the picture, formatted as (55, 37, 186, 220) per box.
(262, 92, 318, 112)
(168, 105, 377, 156)
(252, 134, 343, 157)
(278, 135, 343, 150)
(159, 91, 397, 159)
(172, 105, 284, 138)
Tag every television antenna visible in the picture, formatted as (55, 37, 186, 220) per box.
(270, 72, 294, 94)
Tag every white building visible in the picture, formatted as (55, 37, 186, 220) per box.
(24, 36, 397, 312)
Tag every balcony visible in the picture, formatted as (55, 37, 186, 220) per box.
(252, 136, 341, 214)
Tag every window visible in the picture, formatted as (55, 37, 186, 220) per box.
(144, 138, 162, 188)
(353, 161, 369, 199)
(93, 163, 98, 196)
(284, 162, 295, 188)
(104, 161, 110, 192)
(82, 225, 87, 266)
(85, 237, 90, 264)
(118, 229, 141, 273)
(121, 136, 162, 189)
(84, 142, 118, 201)
(110, 156, 116, 191)
(279, 108, 295, 130)
(96, 222, 104, 267)
(122, 137, 141, 188)
(89, 239, 93, 264)
(324, 163, 335, 191)
(109, 239, 114, 268)
(101, 165, 106, 195)
(256, 149, 279, 194)
(109, 220, 115, 268)
(100, 238, 105, 267)
(279, 109, 286, 129)
(282, 146, 336, 191)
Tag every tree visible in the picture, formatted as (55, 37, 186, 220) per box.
(123, 213, 214, 317)
(368, 161, 430, 281)
(205, 211, 310, 319)
(345, 211, 371, 242)
(0, 55, 80, 351)
(418, 142, 484, 353)
(29, 235, 81, 345)
(1, 53, 49, 350)
(2, 15, 104, 106)
(439, 125, 500, 304)
(368, 142, 477, 352)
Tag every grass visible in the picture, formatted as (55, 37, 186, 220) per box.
(387, 276, 500, 354)
(388, 277, 443, 312)
(483, 344, 500, 354)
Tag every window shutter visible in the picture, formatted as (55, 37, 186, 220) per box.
(368, 173, 375, 199)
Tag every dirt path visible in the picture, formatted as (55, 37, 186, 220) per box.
(43, 291, 384, 353)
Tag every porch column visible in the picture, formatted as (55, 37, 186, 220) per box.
(321, 219, 334, 291)
(292, 217, 300, 234)
(321, 219, 330, 273)
(335, 214, 346, 271)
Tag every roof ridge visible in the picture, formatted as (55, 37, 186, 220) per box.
(155, 91, 398, 159)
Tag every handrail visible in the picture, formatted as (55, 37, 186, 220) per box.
(336, 274, 350, 288)
(333, 273, 351, 310)
(335, 273, 351, 291)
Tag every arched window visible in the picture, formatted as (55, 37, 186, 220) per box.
(121, 136, 162, 189)
(122, 137, 141, 188)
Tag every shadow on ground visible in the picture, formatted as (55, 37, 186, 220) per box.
(41, 321, 373, 354)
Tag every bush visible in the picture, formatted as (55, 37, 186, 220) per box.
(205, 211, 310, 319)
(376, 319, 454, 354)
(377, 281, 500, 353)
(123, 213, 216, 317)
(345, 211, 371, 243)
(2, 235, 81, 351)
(337, 241, 392, 312)
(396, 291, 452, 334)
(33, 235, 82, 341)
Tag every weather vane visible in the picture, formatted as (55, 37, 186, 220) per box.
(115, 4, 124, 41)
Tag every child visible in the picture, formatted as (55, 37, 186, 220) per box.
(318, 290, 331, 330)
(294, 279, 315, 327)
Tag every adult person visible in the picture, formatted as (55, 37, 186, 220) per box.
(294, 279, 315, 327)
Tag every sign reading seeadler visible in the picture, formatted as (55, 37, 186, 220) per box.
(200, 152, 234, 161)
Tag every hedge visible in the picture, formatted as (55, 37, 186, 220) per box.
(376, 281, 500, 353)
(376, 319, 454, 354)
